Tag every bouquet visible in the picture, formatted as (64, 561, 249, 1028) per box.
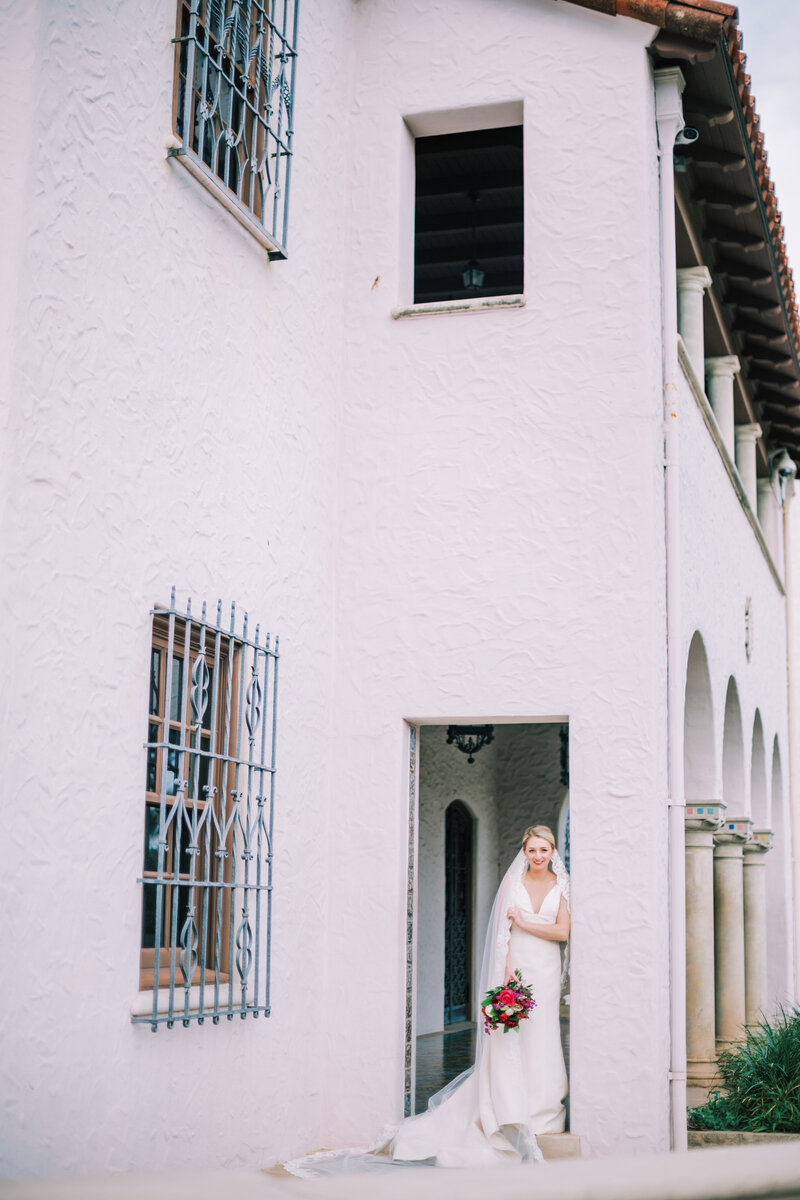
(481, 969, 536, 1034)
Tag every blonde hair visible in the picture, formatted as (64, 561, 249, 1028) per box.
(521, 824, 556, 850)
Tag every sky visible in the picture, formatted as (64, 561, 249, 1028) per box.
(733, 0, 800, 276)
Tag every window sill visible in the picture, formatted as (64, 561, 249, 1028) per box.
(678, 338, 784, 595)
(166, 142, 287, 261)
(130, 981, 235, 1019)
(391, 294, 525, 320)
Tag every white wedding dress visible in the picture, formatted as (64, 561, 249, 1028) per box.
(286, 855, 569, 1177)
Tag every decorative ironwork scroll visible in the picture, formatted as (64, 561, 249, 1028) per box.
(136, 587, 279, 1031)
(171, 0, 299, 258)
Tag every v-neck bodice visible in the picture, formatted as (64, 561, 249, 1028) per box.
(519, 879, 561, 920)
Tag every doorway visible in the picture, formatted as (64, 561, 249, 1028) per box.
(408, 721, 570, 1117)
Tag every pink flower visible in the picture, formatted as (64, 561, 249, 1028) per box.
(496, 988, 515, 1006)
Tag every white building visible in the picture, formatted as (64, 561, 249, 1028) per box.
(3, 0, 800, 1179)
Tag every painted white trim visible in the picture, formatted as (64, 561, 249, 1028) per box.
(655, 62, 688, 1154)
(391, 295, 526, 320)
(130, 983, 235, 1018)
(404, 100, 524, 138)
(167, 148, 284, 258)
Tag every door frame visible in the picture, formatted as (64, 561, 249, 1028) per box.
(403, 715, 568, 1118)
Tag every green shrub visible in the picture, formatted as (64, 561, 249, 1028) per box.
(688, 1008, 800, 1133)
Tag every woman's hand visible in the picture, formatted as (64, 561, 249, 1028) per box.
(507, 906, 525, 929)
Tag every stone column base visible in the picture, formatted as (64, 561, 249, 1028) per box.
(716, 1035, 745, 1056)
(687, 1058, 719, 1095)
(687, 1083, 713, 1109)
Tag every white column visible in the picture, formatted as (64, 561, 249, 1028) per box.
(704, 355, 740, 457)
(677, 266, 712, 381)
(685, 803, 725, 1093)
(757, 478, 780, 562)
(734, 423, 762, 511)
(714, 818, 752, 1049)
(743, 830, 773, 1029)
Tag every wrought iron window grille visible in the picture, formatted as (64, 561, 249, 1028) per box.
(135, 588, 279, 1031)
(169, 0, 299, 259)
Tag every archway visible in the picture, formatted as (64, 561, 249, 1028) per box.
(766, 738, 791, 1011)
(722, 678, 745, 816)
(750, 711, 766, 827)
(444, 800, 474, 1025)
(684, 633, 716, 800)
(683, 633, 719, 1099)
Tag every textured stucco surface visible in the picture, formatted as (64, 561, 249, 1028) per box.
(1, 0, 350, 1177)
(677, 370, 793, 1009)
(324, 0, 670, 1163)
(3, 0, 796, 1181)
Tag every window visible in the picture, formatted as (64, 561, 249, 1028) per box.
(134, 590, 279, 1030)
(170, 0, 299, 258)
(414, 125, 524, 304)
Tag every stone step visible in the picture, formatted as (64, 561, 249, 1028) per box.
(689, 1130, 800, 1149)
(538, 1133, 582, 1159)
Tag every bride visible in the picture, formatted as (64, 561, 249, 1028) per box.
(286, 823, 570, 1176)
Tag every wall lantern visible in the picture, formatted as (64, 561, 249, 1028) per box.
(446, 724, 495, 764)
(462, 188, 485, 292)
(462, 261, 485, 291)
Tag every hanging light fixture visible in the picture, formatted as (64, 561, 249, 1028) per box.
(446, 724, 495, 764)
(462, 189, 485, 292)
(461, 261, 485, 291)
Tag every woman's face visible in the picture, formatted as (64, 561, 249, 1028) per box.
(524, 836, 554, 870)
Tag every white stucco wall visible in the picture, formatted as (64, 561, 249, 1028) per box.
(1, 0, 352, 1177)
(677, 365, 793, 1012)
(4, 0, 796, 1181)
(323, 0, 671, 1161)
(678, 374, 788, 808)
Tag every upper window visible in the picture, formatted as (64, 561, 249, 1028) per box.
(134, 591, 279, 1031)
(414, 126, 524, 305)
(170, 0, 298, 259)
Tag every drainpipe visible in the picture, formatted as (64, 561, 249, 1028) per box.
(654, 65, 688, 1154)
(782, 473, 800, 1002)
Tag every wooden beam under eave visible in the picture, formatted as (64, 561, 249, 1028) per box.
(704, 224, 766, 253)
(724, 289, 783, 315)
(682, 95, 735, 127)
(715, 257, 773, 286)
(732, 317, 790, 345)
(694, 186, 757, 216)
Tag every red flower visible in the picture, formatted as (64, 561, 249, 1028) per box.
(496, 988, 516, 1006)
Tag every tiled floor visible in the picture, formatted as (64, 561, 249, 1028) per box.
(415, 1008, 571, 1120)
(415, 1023, 476, 1113)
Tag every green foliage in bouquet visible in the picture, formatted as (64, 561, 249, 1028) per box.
(481, 968, 535, 1034)
(688, 1008, 800, 1133)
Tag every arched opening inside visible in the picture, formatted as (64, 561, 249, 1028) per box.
(684, 633, 716, 800)
(444, 799, 474, 1026)
(750, 711, 767, 827)
(722, 678, 745, 816)
(767, 738, 791, 1011)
